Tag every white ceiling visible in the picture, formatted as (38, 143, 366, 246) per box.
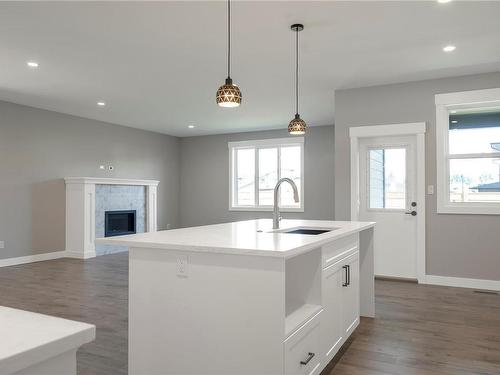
(1, 1, 500, 137)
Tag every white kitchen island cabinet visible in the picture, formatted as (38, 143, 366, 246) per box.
(96, 219, 375, 375)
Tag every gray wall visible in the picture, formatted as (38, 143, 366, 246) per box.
(334, 71, 500, 281)
(0, 100, 180, 260)
(180, 126, 335, 227)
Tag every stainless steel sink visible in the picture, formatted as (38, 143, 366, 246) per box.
(284, 228, 332, 235)
(270, 226, 339, 235)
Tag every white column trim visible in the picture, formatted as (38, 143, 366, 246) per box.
(146, 185, 158, 232)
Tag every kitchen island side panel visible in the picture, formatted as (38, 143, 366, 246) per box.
(129, 247, 285, 375)
(359, 227, 375, 318)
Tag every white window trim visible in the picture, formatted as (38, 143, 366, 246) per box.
(228, 137, 305, 212)
(435, 88, 500, 215)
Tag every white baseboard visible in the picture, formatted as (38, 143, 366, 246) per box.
(424, 275, 500, 292)
(64, 250, 96, 259)
(0, 251, 67, 268)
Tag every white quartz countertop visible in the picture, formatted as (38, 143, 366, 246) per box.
(0, 306, 95, 375)
(96, 219, 374, 258)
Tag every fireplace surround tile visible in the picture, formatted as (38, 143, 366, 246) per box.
(95, 185, 146, 255)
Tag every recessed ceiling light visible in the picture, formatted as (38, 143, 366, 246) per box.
(443, 45, 456, 52)
(97, 101, 106, 106)
(188, 125, 195, 129)
(437, 0, 452, 3)
(27, 61, 39, 68)
(451, 120, 458, 124)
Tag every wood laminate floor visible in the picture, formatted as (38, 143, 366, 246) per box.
(0, 252, 499, 375)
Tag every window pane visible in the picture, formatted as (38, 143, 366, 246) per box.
(449, 109, 500, 154)
(258, 148, 278, 205)
(280, 146, 301, 207)
(449, 158, 500, 203)
(369, 148, 406, 209)
(369, 149, 385, 208)
(236, 148, 255, 206)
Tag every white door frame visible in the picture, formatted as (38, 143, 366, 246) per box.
(349, 123, 426, 283)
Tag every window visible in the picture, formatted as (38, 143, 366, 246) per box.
(229, 138, 304, 211)
(368, 148, 407, 209)
(436, 88, 500, 214)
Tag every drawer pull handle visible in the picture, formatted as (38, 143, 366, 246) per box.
(300, 352, 315, 366)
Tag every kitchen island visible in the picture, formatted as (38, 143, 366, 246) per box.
(0, 306, 95, 375)
(97, 219, 375, 375)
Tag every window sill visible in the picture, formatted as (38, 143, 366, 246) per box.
(437, 204, 500, 215)
(229, 206, 305, 213)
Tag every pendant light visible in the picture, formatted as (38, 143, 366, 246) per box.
(288, 24, 307, 135)
(216, 0, 242, 108)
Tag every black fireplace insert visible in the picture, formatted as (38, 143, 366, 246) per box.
(105, 210, 136, 237)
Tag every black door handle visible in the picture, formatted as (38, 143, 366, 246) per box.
(405, 210, 417, 216)
(347, 264, 351, 286)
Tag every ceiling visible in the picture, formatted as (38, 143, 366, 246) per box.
(1, 1, 500, 137)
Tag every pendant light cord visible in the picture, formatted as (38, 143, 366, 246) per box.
(227, 0, 231, 79)
(295, 27, 299, 116)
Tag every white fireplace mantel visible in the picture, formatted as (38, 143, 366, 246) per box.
(65, 177, 159, 259)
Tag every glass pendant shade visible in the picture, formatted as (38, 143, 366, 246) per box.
(216, 77, 242, 108)
(288, 114, 306, 135)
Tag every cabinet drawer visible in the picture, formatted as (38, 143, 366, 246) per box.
(322, 234, 359, 269)
(284, 310, 322, 375)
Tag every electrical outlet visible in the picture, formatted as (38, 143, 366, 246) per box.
(0, 241, 4, 249)
(166, 224, 171, 230)
(177, 255, 189, 277)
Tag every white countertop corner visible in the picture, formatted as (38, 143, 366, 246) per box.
(0, 306, 96, 375)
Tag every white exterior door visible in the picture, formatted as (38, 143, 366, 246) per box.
(359, 135, 418, 279)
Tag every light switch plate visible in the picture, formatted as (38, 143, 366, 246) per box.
(0, 241, 4, 249)
(427, 185, 435, 195)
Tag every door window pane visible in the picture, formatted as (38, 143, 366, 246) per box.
(369, 150, 385, 208)
(449, 158, 500, 203)
(258, 148, 278, 205)
(236, 148, 255, 206)
(369, 148, 406, 209)
(280, 146, 301, 207)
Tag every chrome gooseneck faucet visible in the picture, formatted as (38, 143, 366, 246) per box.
(273, 178, 299, 229)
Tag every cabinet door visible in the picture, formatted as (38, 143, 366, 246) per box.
(321, 261, 344, 363)
(342, 251, 360, 338)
